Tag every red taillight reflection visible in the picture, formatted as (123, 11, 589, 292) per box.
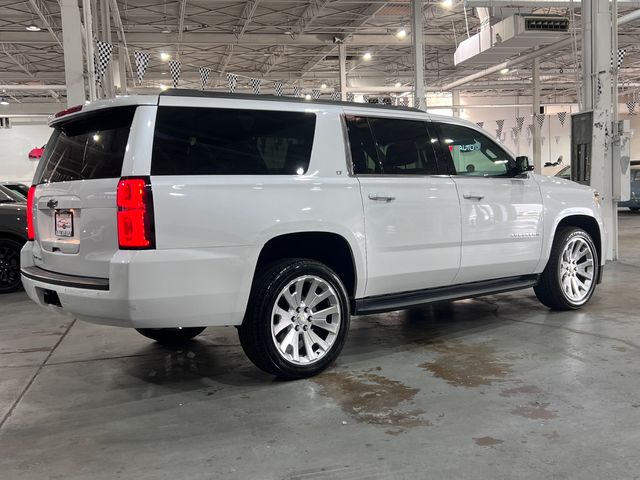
(27, 185, 36, 241)
(116, 177, 155, 249)
(53, 105, 82, 118)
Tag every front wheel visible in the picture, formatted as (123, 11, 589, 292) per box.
(534, 227, 599, 310)
(136, 327, 206, 344)
(238, 259, 350, 379)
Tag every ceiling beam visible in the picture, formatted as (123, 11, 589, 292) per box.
(0, 31, 456, 47)
(27, 0, 63, 48)
(110, 0, 134, 79)
(0, 43, 59, 100)
(292, 0, 331, 38)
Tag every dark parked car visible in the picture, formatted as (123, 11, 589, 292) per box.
(1, 182, 29, 199)
(618, 164, 640, 212)
(0, 184, 27, 292)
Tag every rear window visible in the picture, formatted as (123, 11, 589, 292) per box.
(151, 107, 316, 175)
(34, 106, 136, 184)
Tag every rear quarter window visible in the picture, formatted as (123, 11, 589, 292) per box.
(151, 107, 316, 175)
(34, 106, 136, 184)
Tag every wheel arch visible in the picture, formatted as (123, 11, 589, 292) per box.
(554, 214, 602, 263)
(252, 231, 360, 300)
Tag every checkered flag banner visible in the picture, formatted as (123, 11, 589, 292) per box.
(273, 81, 284, 96)
(133, 50, 150, 85)
(311, 89, 321, 100)
(293, 86, 302, 97)
(169, 60, 180, 88)
(555, 135, 560, 144)
(516, 116, 525, 132)
(612, 48, 626, 69)
(198, 67, 211, 91)
(376, 97, 383, 104)
(495, 119, 504, 137)
(535, 114, 545, 129)
(347, 92, 355, 102)
(627, 101, 637, 115)
(414, 97, 421, 110)
(527, 124, 534, 137)
(227, 73, 238, 93)
(557, 111, 567, 126)
(476, 122, 484, 129)
(331, 91, 340, 101)
(362, 95, 369, 103)
(402, 97, 409, 107)
(383, 97, 392, 105)
(249, 78, 261, 95)
(94, 41, 113, 87)
(511, 126, 519, 138)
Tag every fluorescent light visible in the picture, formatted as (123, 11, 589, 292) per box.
(395, 28, 407, 39)
(500, 68, 510, 75)
(321, 83, 327, 89)
(441, 0, 453, 8)
(160, 52, 171, 62)
(0, 98, 8, 106)
(26, 24, 41, 32)
(395, 82, 402, 88)
(304, 94, 312, 100)
(362, 52, 372, 61)
(92, 134, 100, 142)
(159, 84, 169, 91)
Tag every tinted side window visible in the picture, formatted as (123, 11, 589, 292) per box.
(369, 118, 438, 175)
(345, 116, 438, 175)
(345, 116, 382, 174)
(437, 123, 513, 177)
(151, 107, 316, 175)
(35, 106, 136, 184)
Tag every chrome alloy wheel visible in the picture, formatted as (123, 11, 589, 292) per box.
(270, 275, 341, 365)
(559, 236, 595, 303)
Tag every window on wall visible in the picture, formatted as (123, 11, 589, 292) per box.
(436, 122, 513, 177)
(345, 116, 439, 175)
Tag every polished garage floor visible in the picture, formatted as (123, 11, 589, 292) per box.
(1, 212, 639, 480)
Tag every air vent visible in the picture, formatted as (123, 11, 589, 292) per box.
(525, 18, 569, 32)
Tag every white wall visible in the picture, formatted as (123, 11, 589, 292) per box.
(0, 119, 52, 183)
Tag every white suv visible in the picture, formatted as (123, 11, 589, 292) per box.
(21, 91, 605, 378)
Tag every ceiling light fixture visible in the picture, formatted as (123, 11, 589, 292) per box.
(321, 83, 327, 89)
(395, 28, 407, 39)
(441, 0, 453, 8)
(0, 97, 8, 105)
(500, 67, 510, 75)
(160, 52, 171, 62)
(304, 94, 312, 100)
(395, 82, 402, 88)
(362, 52, 372, 61)
(159, 84, 169, 91)
(26, 24, 41, 31)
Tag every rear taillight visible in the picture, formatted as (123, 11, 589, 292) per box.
(116, 177, 155, 249)
(27, 185, 36, 241)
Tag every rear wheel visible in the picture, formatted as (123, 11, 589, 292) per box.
(0, 238, 23, 293)
(238, 259, 350, 379)
(534, 227, 599, 310)
(136, 327, 206, 344)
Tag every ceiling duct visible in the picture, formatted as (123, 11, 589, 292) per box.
(454, 14, 570, 66)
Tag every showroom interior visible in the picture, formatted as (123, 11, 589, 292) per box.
(1, 0, 640, 478)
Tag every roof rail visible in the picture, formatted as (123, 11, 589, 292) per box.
(159, 89, 421, 113)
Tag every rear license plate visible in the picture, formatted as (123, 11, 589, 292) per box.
(54, 210, 73, 237)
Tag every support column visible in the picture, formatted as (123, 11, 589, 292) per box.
(81, 0, 96, 101)
(532, 56, 542, 174)
(59, 0, 86, 106)
(339, 43, 347, 101)
(118, 44, 127, 94)
(99, 0, 114, 98)
(411, 0, 425, 110)
(452, 90, 460, 117)
(582, 0, 616, 260)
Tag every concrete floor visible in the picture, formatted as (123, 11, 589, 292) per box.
(1, 212, 639, 480)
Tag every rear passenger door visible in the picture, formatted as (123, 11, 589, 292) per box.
(345, 114, 461, 297)
(432, 121, 544, 284)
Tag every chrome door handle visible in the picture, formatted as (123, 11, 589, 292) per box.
(463, 192, 485, 200)
(368, 193, 396, 202)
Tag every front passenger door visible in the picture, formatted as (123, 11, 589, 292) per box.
(433, 121, 544, 284)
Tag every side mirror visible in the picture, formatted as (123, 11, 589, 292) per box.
(515, 155, 534, 174)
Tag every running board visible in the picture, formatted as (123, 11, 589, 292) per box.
(354, 274, 539, 315)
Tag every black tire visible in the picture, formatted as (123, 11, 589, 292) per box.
(238, 258, 350, 379)
(534, 227, 599, 310)
(0, 238, 24, 293)
(136, 327, 206, 344)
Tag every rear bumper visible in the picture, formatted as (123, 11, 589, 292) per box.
(20, 242, 254, 328)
